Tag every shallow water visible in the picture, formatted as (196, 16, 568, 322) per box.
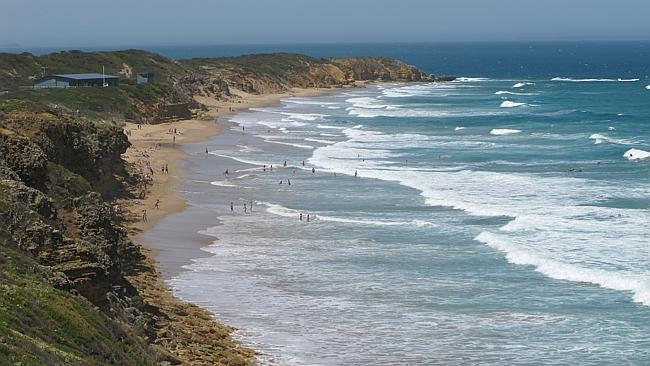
(151, 76, 650, 365)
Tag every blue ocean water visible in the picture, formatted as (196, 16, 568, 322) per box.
(134, 43, 650, 365)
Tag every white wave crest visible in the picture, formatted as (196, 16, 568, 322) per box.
(304, 137, 337, 144)
(317, 124, 345, 130)
(476, 231, 650, 306)
(589, 133, 636, 146)
(500, 101, 528, 108)
(552, 77, 639, 82)
(495, 91, 539, 96)
(260, 202, 438, 228)
(455, 77, 489, 82)
(210, 180, 237, 188)
(454, 127, 466, 131)
(513, 82, 535, 88)
(624, 149, 650, 160)
(491, 128, 521, 135)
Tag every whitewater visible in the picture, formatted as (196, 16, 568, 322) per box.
(155, 77, 650, 365)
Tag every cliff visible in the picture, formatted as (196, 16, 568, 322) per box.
(0, 49, 440, 364)
(0, 109, 254, 365)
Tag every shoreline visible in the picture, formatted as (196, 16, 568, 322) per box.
(122, 87, 333, 238)
(120, 86, 338, 364)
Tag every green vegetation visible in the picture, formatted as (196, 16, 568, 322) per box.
(0, 245, 155, 366)
(186, 52, 326, 79)
(0, 49, 188, 90)
(0, 98, 46, 113)
(46, 162, 92, 206)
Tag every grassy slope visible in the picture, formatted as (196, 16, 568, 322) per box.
(184, 53, 325, 78)
(0, 190, 154, 366)
(0, 49, 187, 89)
(0, 50, 189, 119)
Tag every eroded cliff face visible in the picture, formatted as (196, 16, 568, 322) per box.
(177, 53, 436, 98)
(0, 111, 166, 364)
(331, 57, 430, 82)
(0, 109, 255, 365)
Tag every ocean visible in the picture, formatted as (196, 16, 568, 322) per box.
(137, 43, 650, 365)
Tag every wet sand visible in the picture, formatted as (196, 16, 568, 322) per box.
(117, 88, 336, 364)
(122, 87, 333, 273)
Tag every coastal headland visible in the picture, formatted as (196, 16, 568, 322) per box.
(0, 49, 438, 364)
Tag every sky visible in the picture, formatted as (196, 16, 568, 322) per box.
(1, 0, 650, 47)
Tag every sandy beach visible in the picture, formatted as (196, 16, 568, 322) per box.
(121, 87, 331, 237)
(117, 87, 334, 364)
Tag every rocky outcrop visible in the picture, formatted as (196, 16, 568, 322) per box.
(331, 57, 432, 82)
(0, 112, 130, 197)
(0, 132, 48, 189)
(0, 109, 255, 365)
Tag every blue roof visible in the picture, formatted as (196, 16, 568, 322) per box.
(54, 73, 118, 80)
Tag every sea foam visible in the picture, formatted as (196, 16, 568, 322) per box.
(512, 82, 535, 88)
(495, 91, 538, 96)
(500, 101, 528, 108)
(552, 77, 639, 82)
(476, 231, 650, 306)
(624, 148, 650, 160)
(490, 128, 521, 135)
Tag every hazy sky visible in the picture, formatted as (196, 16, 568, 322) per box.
(2, 0, 649, 47)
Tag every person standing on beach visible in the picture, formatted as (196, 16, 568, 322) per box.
(142, 209, 148, 223)
(284, 160, 287, 167)
(206, 147, 209, 154)
(270, 165, 273, 171)
(230, 201, 234, 212)
(355, 170, 358, 178)
(250, 200, 253, 213)
(244, 203, 247, 214)
(287, 179, 291, 186)
(311, 167, 315, 174)
(242, 125, 245, 135)
(307, 214, 310, 222)
(300, 213, 303, 221)
(172, 135, 176, 145)
(155, 199, 160, 209)
(302, 161, 305, 166)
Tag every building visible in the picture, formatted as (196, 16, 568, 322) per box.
(136, 72, 154, 84)
(34, 73, 119, 88)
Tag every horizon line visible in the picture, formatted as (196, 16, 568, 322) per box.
(3, 39, 650, 51)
